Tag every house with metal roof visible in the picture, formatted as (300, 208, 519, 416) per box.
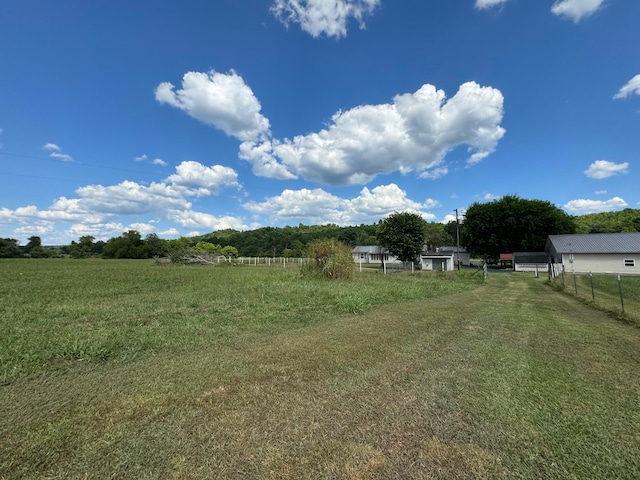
(545, 232, 640, 274)
(351, 246, 397, 265)
(435, 246, 470, 268)
(351, 245, 469, 271)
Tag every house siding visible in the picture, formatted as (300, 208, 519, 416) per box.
(421, 255, 453, 271)
(562, 253, 640, 274)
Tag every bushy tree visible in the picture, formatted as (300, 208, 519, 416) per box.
(69, 236, 95, 259)
(24, 236, 48, 258)
(103, 230, 151, 259)
(194, 241, 221, 254)
(220, 245, 238, 259)
(376, 212, 427, 262)
(424, 222, 455, 251)
(145, 233, 166, 257)
(0, 238, 21, 258)
(463, 195, 575, 259)
(166, 238, 189, 263)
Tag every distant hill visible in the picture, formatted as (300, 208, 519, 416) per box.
(574, 208, 640, 234)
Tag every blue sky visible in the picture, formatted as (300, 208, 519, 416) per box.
(1, 0, 638, 245)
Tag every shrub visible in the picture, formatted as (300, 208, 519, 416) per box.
(301, 239, 354, 280)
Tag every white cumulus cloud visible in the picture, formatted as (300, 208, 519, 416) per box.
(155, 70, 270, 142)
(242, 81, 505, 185)
(49, 152, 74, 162)
(0, 161, 245, 243)
(42, 143, 73, 161)
(419, 167, 448, 180)
(584, 160, 629, 179)
(613, 74, 640, 100)
(563, 196, 627, 214)
(42, 143, 61, 152)
(165, 161, 240, 197)
(271, 0, 380, 38)
(126, 223, 157, 235)
(165, 210, 248, 231)
(157, 69, 505, 186)
(244, 183, 436, 225)
(551, 0, 606, 23)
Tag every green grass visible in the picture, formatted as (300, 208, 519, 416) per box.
(549, 271, 640, 324)
(1, 259, 639, 479)
(0, 259, 480, 384)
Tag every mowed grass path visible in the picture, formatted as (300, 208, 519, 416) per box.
(1, 261, 639, 478)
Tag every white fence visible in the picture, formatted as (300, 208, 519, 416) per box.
(515, 263, 548, 274)
(238, 257, 309, 267)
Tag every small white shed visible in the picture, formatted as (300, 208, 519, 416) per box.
(420, 253, 454, 271)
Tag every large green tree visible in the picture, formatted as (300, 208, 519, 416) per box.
(463, 195, 575, 259)
(0, 238, 21, 258)
(103, 230, 151, 259)
(69, 236, 95, 259)
(376, 212, 427, 262)
(424, 221, 455, 251)
(24, 236, 47, 258)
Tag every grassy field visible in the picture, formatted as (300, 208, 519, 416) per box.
(1, 259, 639, 479)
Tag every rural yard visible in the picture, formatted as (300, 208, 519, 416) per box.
(1, 259, 639, 479)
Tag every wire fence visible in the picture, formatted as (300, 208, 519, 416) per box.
(548, 268, 640, 324)
(237, 257, 310, 267)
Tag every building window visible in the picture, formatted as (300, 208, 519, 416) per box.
(624, 259, 635, 267)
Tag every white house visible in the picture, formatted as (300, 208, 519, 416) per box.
(351, 245, 470, 271)
(351, 246, 398, 264)
(545, 233, 640, 275)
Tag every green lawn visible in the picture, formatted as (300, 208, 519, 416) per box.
(1, 259, 638, 479)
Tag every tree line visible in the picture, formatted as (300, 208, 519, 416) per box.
(2, 201, 639, 260)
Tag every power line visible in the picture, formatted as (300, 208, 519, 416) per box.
(0, 151, 167, 177)
(0, 170, 85, 183)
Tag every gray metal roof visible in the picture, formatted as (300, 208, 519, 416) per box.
(437, 246, 468, 253)
(546, 233, 640, 255)
(513, 252, 548, 263)
(351, 245, 388, 254)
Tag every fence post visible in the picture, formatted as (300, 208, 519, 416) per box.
(573, 272, 577, 296)
(589, 272, 595, 301)
(617, 274, 625, 314)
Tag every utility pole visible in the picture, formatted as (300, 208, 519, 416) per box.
(455, 208, 461, 271)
